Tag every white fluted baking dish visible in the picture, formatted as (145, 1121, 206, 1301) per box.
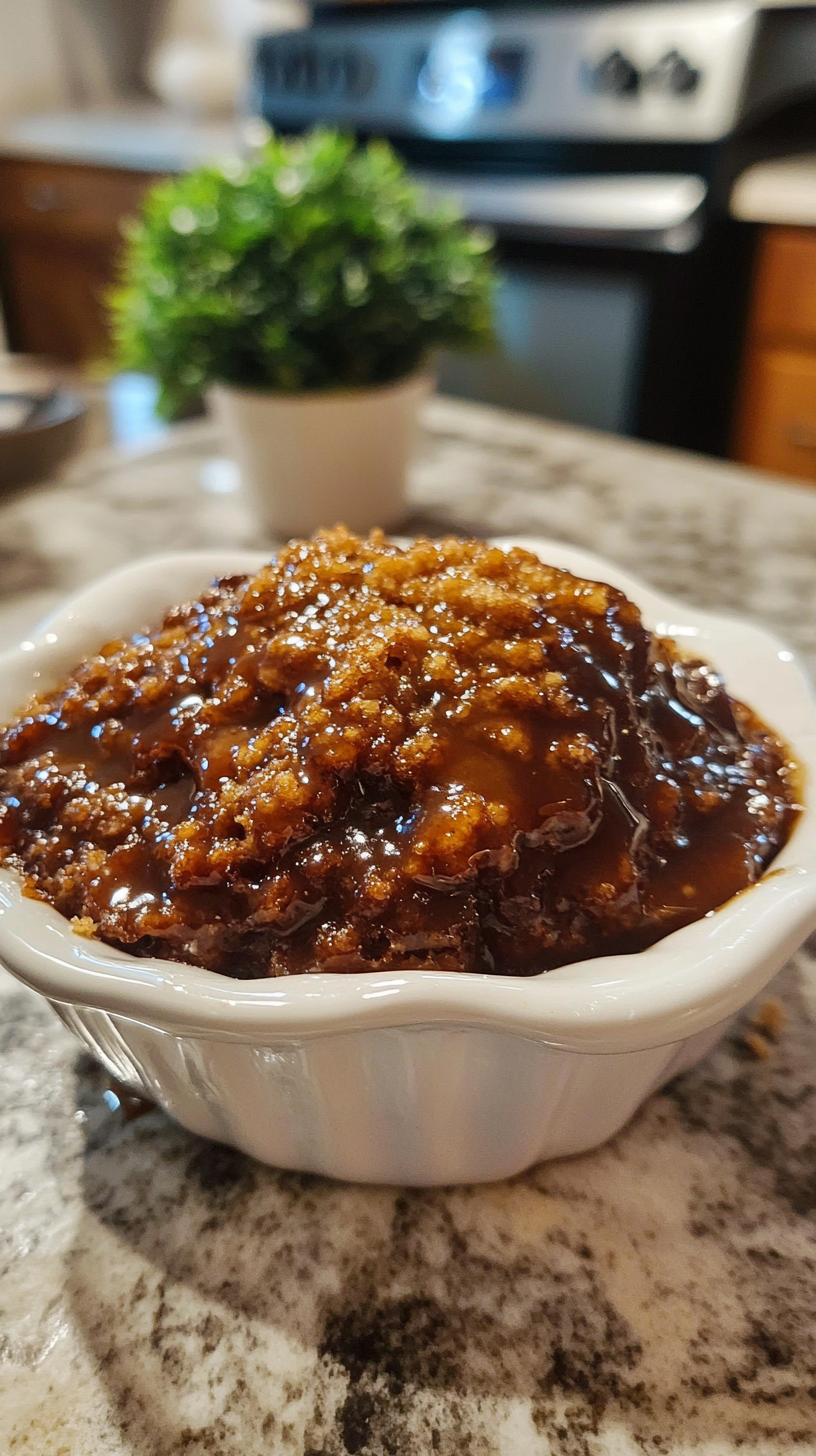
(1, 539, 815, 1185)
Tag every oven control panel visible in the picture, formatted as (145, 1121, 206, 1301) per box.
(254, 2, 760, 142)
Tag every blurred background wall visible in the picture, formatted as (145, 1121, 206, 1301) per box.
(0, 0, 306, 117)
(0, 1, 70, 119)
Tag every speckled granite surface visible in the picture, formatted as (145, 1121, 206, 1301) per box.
(3, 397, 816, 1456)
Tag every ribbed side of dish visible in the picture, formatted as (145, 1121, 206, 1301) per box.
(49, 1002, 726, 1184)
(3, 540, 813, 1186)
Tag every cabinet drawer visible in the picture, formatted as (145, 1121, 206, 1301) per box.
(735, 346, 816, 482)
(0, 158, 157, 243)
(753, 228, 816, 348)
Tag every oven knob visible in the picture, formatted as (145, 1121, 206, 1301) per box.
(648, 49, 701, 96)
(303, 48, 337, 97)
(589, 50, 640, 97)
(282, 49, 307, 94)
(342, 48, 377, 99)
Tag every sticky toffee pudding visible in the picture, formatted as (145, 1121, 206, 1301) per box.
(0, 530, 799, 977)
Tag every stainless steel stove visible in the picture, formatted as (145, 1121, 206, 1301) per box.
(253, 2, 816, 455)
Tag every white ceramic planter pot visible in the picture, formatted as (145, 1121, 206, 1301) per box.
(209, 371, 433, 537)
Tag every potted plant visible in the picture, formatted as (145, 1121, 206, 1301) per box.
(110, 129, 495, 535)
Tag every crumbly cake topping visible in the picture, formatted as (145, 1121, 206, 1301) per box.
(0, 528, 799, 977)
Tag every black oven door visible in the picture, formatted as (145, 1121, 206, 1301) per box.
(439, 251, 648, 437)
(420, 174, 756, 458)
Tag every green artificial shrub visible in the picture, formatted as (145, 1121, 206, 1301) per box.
(110, 129, 496, 417)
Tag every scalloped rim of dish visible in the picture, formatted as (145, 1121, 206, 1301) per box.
(1, 538, 815, 1056)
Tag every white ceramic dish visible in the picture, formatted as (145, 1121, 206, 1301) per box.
(1, 540, 815, 1186)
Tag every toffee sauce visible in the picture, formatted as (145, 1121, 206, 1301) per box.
(0, 529, 800, 978)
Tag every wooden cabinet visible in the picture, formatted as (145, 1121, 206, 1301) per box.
(0, 157, 159, 365)
(737, 347, 816, 480)
(734, 226, 816, 484)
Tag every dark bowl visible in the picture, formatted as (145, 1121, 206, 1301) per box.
(0, 389, 87, 490)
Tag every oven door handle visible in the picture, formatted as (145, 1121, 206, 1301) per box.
(412, 172, 708, 253)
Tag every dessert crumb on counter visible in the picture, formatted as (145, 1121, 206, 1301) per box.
(741, 1000, 787, 1058)
(752, 998, 786, 1040)
(743, 1029, 772, 1060)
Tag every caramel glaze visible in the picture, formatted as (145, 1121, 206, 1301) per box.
(0, 529, 800, 978)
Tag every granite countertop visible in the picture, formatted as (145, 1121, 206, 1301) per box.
(731, 156, 816, 229)
(11, 106, 815, 241)
(0, 106, 243, 175)
(3, 396, 816, 1456)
